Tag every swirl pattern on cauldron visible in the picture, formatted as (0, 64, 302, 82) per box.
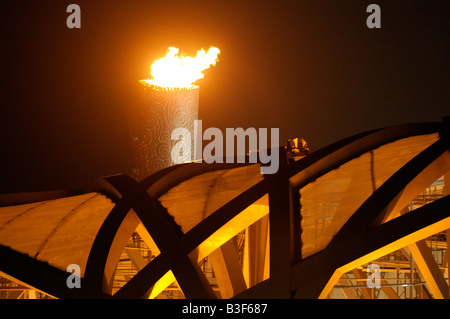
(130, 86, 199, 179)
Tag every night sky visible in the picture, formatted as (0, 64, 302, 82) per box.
(1, 0, 448, 193)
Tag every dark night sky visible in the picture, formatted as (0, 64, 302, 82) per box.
(1, 0, 449, 193)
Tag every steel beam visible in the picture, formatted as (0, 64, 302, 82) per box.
(209, 239, 247, 298)
(408, 240, 449, 298)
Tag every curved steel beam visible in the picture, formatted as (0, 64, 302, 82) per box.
(84, 174, 216, 299)
(112, 179, 268, 298)
(83, 199, 131, 297)
(332, 139, 449, 243)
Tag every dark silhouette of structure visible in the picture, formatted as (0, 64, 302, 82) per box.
(0, 117, 449, 299)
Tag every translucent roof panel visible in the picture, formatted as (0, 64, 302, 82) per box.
(0, 192, 115, 276)
(158, 164, 264, 234)
(299, 133, 439, 258)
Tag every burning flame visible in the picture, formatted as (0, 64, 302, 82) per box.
(142, 46, 220, 90)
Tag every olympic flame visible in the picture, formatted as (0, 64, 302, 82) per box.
(141, 46, 220, 90)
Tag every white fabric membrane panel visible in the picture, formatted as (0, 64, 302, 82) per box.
(299, 133, 439, 258)
(0, 192, 115, 276)
(158, 164, 264, 234)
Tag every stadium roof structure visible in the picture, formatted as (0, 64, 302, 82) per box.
(0, 117, 449, 299)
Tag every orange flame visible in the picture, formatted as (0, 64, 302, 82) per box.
(141, 46, 220, 90)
